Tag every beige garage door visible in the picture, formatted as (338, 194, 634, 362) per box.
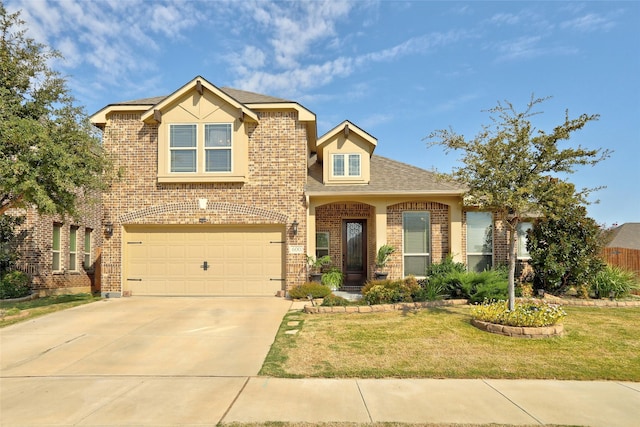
(123, 225, 284, 296)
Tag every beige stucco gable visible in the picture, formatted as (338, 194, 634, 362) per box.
(316, 121, 377, 185)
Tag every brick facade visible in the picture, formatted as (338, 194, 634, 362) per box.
(101, 110, 308, 295)
(7, 199, 102, 296)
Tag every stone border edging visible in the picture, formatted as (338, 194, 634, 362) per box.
(471, 318, 563, 338)
(303, 299, 468, 314)
(541, 296, 640, 307)
(0, 292, 39, 303)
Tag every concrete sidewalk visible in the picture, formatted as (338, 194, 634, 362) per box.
(1, 376, 638, 426)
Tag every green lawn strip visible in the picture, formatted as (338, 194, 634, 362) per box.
(0, 294, 100, 327)
(260, 305, 640, 381)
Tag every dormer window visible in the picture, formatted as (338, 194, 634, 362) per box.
(170, 124, 197, 172)
(333, 153, 361, 177)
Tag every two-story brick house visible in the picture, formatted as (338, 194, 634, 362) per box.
(90, 76, 528, 297)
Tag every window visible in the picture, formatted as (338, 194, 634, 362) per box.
(316, 232, 330, 258)
(332, 154, 361, 177)
(205, 124, 232, 172)
(403, 212, 430, 276)
(170, 124, 197, 172)
(52, 224, 61, 271)
(517, 222, 532, 259)
(83, 229, 92, 270)
(467, 212, 493, 272)
(69, 226, 78, 271)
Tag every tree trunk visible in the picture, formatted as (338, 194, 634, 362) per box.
(507, 220, 518, 311)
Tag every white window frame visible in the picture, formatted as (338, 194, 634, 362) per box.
(169, 124, 197, 173)
(52, 223, 62, 272)
(466, 212, 493, 272)
(69, 226, 78, 272)
(83, 228, 92, 270)
(402, 211, 431, 277)
(204, 123, 233, 173)
(316, 232, 330, 258)
(517, 222, 532, 260)
(332, 153, 361, 177)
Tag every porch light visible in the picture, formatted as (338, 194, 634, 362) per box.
(104, 222, 114, 237)
(292, 220, 299, 236)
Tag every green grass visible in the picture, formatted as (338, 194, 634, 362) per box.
(260, 306, 640, 381)
(0, 293, 100, 327)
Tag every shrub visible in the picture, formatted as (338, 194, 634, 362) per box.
(288, 282, 332, 299)
(361, 277, 420, 305)
(320, 293, 351, 307)
(591, 265, 640, 299)
(471, 299, 567, 327)
(0, 270, 31, 299)
(415, 279, 447, 301)
(426, 254, 466, 279)
(441, 269, 508, 303)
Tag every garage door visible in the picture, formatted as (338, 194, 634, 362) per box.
(123, 225, 284, 296)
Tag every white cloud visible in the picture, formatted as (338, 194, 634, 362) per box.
(561, 13, 616, 33)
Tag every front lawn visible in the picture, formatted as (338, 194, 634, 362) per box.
(261, 305, 640, 381)
(0, 293, 100, 327)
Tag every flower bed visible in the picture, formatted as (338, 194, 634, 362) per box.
(470, 318, 563, 338)
(470, 299, 566, 338)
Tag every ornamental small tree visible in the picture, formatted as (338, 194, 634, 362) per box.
(428, 95, 610, 310)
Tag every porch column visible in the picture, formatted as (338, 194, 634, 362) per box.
(372, 201, 388, 248)
(307, 201, 317, 258)
(450, 203, 463, 263)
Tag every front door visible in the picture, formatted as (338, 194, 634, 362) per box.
(343, 220, 367, 288)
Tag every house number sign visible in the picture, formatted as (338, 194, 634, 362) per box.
(288, 245, 305, 254)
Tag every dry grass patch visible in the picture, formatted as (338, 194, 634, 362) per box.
(260, 306, 640, 380)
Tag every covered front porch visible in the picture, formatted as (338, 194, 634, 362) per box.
(306, 198, 463, 291)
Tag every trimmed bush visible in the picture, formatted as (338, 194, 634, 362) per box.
(592, 265, 640, 299)
(361, 277, 420, 305)
(0, 270, 31, 299)
(471, 299, 566, 327)
(320, 293, 350, 307)
(288, 282, 332, 299)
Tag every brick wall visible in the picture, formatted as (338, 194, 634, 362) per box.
(101, 111, 308, 294)
(8, 197, 102, 295)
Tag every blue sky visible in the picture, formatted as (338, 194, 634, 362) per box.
(7, 0, 639, 227)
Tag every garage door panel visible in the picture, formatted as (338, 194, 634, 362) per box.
(124, 225, 284, 296)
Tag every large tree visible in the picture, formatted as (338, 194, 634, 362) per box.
(0, 3, 111, 218)
(428, 96, 610, 310)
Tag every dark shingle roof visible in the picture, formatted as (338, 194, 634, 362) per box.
(306, 155, 467, 195)
(115, 87, 289, 107)
(607, 223, 640, 250)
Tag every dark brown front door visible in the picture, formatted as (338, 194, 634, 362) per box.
(343, 220, 367, 287)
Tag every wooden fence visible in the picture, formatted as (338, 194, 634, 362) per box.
(603, 247, 640, 278)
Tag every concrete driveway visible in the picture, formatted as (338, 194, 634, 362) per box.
(0, 296, 291, 425)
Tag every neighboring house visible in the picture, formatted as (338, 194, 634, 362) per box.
(90, 76, 525, 297)
(5, 201, 102, 296)
(604, 223, 640, 277)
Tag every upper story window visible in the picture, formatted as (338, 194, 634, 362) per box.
(170, 125, 197, 172)
(205, 124, 232, 172)
(332, 153, 361, 177)
(169, 123, 233, 174)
